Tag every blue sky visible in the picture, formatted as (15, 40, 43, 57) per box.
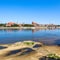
(0, 0, 60, 24)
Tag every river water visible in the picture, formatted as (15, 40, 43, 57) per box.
(0, 29, 60, 45)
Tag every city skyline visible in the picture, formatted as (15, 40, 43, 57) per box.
(0, 0, 60, 24)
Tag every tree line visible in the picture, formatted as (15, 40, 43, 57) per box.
(0, 24, 34, 27)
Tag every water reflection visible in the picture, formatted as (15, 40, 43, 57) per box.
(5, 48, 35, 56)
(54, 39, 60, 46)
(0, 29, 59, 33)
(0, 46, 7, 50)
(0, 29, 60, 45)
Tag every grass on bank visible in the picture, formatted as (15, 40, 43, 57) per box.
(47, 54, 60, 59)
(24, 42, 34, 45)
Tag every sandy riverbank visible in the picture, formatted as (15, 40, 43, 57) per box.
(0, 27, 35, 30)
(0, 41, 60, 60)
(0, 27, 53, 30)
(0, 27, 60, 30)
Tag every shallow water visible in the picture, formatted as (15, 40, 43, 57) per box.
(0, 29, 60, 45)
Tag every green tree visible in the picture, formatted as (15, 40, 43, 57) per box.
(11, 24, 19, 27)
(23, 24, 34, 27)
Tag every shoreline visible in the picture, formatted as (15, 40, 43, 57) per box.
(0, 27, 60, 30)
(0, 41, 60, 60)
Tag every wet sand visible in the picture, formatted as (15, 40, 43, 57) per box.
(0, 41, 60, 60)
